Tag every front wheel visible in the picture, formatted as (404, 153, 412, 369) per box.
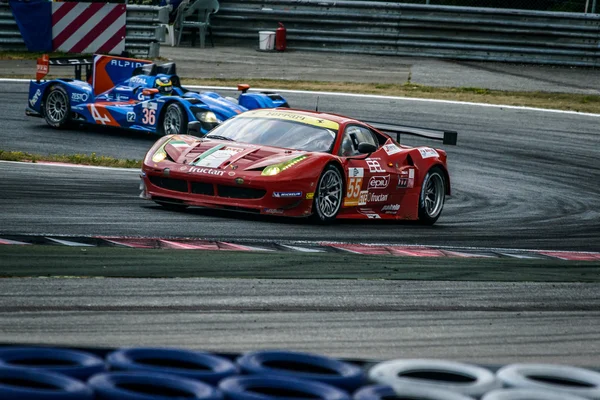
(43, 86, 71, 128)
(312, 164, 343, 223)
(161, 103, 188, 135)
(418, 166, 446, 225)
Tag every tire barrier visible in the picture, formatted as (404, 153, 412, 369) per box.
(236, 350, 365, 391)
(0, 347, 106, 380)
(482, 388, 591, 400)
(219, 375, 351, 400)
(0, 367, 94, 400)
(353, 384, 475, 400)
(106, 347, 238, 384)
(88, 371, 224, 400)
(368, 359, 499, 398)
(2, 344, 600, 400)
(497, 364, 600, 400)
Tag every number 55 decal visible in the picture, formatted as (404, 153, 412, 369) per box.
(142, 108, 156, 125)
(343, 167, 364, 207)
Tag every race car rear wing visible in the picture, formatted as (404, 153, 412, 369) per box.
(366, 121, 458, 146)
(36, 54, 94, 82)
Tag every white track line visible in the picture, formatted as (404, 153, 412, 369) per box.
(3, 78, 599, 117)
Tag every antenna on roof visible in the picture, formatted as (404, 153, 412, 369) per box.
(315, 96, 320, 112)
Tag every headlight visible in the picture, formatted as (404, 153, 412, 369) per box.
(152, 148, 167, 163)
(195, 111, 220, 123)
(260, 155, 308, 176)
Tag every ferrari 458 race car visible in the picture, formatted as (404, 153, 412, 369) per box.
(26, 54, 288, 136)
(140, 109, 457, 224)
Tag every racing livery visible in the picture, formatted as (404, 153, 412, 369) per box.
(141, 109, 457, 224)
(26, 54, 289, 136)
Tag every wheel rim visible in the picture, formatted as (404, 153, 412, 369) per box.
(46, 90, 68, 123)
(164, 105, 182, 134)
(316, 169, 342, 218)
(423, 172, 444, 218)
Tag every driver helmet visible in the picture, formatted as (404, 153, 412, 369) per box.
(155, 76, 173, 95)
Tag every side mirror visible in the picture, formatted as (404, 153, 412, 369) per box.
(142, 88, 159, 97)
(237, 83, 250, 94)
(358, 142, 377, 154)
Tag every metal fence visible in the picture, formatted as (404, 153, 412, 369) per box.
(212, 0, 600, 66)
(0, 4, 168, 58)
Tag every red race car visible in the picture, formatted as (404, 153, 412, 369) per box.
(140, 109, 457, 224)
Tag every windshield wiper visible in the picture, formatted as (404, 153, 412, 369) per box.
(205, 135, 235, 141)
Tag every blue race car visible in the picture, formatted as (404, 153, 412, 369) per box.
(26, 54, 289, 136)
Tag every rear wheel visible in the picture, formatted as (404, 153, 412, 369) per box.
(312, 165, 343, 223)
(162, 103, 188, 135)
(43, 86, 71, 128)
(418, 166, 446, 225)
(155, 201, 188, 212)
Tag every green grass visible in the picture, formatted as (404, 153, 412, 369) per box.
(0, 150, 141, 168)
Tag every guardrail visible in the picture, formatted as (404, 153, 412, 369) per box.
(0, 4, 168, 58)
(212, 0, 600, 67)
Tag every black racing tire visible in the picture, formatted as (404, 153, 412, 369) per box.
(88, 371, 223, 400)
(219, 375, 351, 400)
(106, 347, 238, 384)
(418, 166, 446, 225)
(0, 368, 93, 400)
(160, 102, 188, 136)
(312, 164, 344, 223)
(236, 350, 365, 391)
(155, 201, 188, 212)
(43, 85, 71, 129)
(0, 347, 106, 380)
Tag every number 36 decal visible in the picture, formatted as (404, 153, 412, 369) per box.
(142, 108, 156, 125)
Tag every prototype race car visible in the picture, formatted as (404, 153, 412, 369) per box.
(140, 109, 457, 224)
(26, 54, 289, 136)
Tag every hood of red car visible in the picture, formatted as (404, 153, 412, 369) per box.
(164, 138, 308, 171)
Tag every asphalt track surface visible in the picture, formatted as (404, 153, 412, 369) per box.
(1, 81, 599, 250)
(1, 279, 599, 365)
(1, 81, 600, 364)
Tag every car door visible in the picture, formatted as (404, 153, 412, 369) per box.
(339, 125, 395, 217)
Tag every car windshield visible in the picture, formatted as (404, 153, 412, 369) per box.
(206, 115, 338, 153)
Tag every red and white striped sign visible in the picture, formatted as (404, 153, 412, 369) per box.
(52, 2, 126, 55)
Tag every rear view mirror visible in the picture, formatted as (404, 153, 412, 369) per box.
(358, 142, 377, 154)
(142, 88, 159, 97)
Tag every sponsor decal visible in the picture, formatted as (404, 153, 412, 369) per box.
(398, 168, 415, 188)
(142, 102, 158, 110)
(368, 175, 390, 190)
(358, 190, 368, 206)
(382, 204, 400, 215)
(368, 192, 388, 203)
(344, 167, 364, 207)
(419, 147, 439, 159)
(29, 89, 42, 107)
(71, 93, 89, 103)
(306, 192, 314, 200)
(383, 143, 401, 155)
(189, 167, 225, 176)
(358, 208, 381, 219)
(244, 109, 339, 131)
(110, 60, 146, 69)
(366, 159, 386, 173)
(264, 208, 284, 214)
(228, 171, 236, 177)
(129, 76, 147, 85)
(179, 166, 188, 171)
(115, 94, 130, 102)
(273, 191, 302, 198)
(126, 112, 136, 122)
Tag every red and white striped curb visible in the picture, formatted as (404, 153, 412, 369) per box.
(1, 236, 599, 261)
(52, 2, 126, 55)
